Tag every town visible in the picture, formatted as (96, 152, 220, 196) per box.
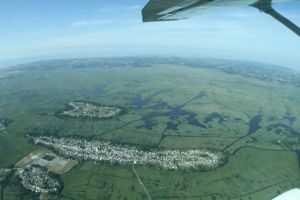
(30, 135, 224, 170)
(61, 101, 121, 118)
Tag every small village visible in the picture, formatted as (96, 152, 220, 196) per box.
(1, 166, 61, 194)
(0, 168, 12, 183)
(16, 165, 61, 194)
(31, 135, 223, 170)
(62, 101, 121, 118)
(0, 119, 7, 131)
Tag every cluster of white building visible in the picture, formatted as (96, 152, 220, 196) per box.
(62, 101, 121, 118)
(0, 120, 6, 131)
(16, 165, 61, 194)
(0, 168, 11, 183)
(31, 135, 223, 170)
(1, 158, 62, 194)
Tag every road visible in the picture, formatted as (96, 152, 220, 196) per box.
(132, 163, 152, 200)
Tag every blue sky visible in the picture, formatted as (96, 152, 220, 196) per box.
(0, 0, 299, 69)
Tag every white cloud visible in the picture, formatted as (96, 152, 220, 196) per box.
(22, 15, 41, 22)
(97, 5, 143, 13)
(72, 19, 114, 27)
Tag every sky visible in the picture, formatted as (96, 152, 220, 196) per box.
(0, 0, 299, 69)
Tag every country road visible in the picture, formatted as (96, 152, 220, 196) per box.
(132, 163, 152, 200)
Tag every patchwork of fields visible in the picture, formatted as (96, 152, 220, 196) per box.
(0, 57, 299, 199)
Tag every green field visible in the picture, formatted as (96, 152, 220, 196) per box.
(0, 57, 299, 199)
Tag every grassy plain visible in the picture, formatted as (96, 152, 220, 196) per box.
(0, 57, 299, 199)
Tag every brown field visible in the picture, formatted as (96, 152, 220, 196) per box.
(14, 148, 77, 174)
(14, 148, 48, 168)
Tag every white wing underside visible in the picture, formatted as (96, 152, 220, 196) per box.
(157, 0, 291, 21)
(142, 0, 299, 37)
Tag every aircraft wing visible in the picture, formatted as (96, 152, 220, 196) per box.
(142, 0, 182, 22)
(142, 0, 300, 37)
(142, 0, 224, 22)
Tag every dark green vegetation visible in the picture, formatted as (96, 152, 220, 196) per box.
(0, 57, 299, 199)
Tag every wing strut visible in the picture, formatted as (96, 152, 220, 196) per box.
(251, 0, 300, 37)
